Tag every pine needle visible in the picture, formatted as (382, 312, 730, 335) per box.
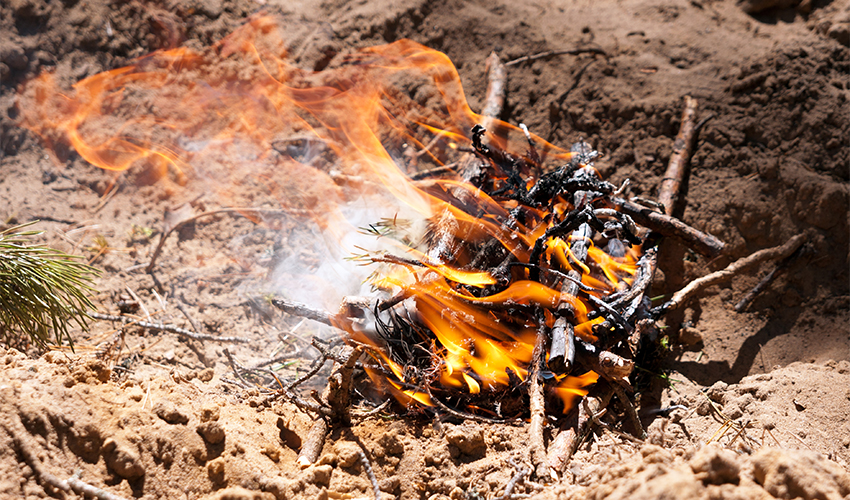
(0, 222, 100, 350)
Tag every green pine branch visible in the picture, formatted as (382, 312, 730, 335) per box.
(0, 222, 100, 350)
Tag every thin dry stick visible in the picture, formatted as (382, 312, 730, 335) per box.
(89, 312, 251, 343)
(427, 389, 508, 424)
(493, 460, 531, 500)
(459, 51, 507, 182)
(0, 404, 130, 500)
(270, 298, 336, 327)
(358, 448, 382, 500)
(297, 418, 329, 468)
(658, 96, 700, 216)
(505, 47, 608, 67)
(734, 244, 805, 312)
(481, 51, 507, 123)
(146, 208, 292, 273)
(660, 233, 808, 313)
(528, 325, 552, 481)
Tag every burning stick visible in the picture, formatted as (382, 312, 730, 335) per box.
(656, 233, 808, 314)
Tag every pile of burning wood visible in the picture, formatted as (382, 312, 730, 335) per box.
(270, 109, 722, 477)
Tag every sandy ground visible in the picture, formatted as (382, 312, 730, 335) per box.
(1, 0, 849, 499)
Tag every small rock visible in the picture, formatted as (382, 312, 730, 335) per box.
(445, 424, 486, 457)
(200, 403, 220, 422)
(72, 358, 112, 384)
(197, 368, 215, 382)
(41, 351, 68, 364)
(261, 444, 280, 462)
(154, 401, 189, 425)
(379, 427, 405, 456)
(333, 441, 361, 468)
(303, 464, 332, 487)
(379, 476, 400, 495)
(197, 421, 225, 444)
(690, 443, 741, 485)
(207, 457, 226, 484)
(208, 486, 275, 500)
(679, 326, 703, 346)
(102, 438, 144, 480)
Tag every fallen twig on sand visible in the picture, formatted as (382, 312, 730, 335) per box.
(90, 312, 251, 344)
(146, 207, 292, 273)
(505, 47, 608, 67)
(656, 233, 808, 314)
(359, 447, 382, 500)
(734, 243, 807, 312)
(0, 400, 130, 500)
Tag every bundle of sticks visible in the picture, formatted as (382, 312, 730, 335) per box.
(272, 120, 669, 479)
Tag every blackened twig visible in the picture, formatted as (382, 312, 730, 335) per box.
(270, 298, 336, 327)
(612, 197, 725, 257)
(427, 389, 508, 424)
(611, 383, 645, 440)
(89, 312, 251, 343)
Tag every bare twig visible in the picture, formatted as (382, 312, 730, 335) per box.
(297, 418, 329, 468)
(505, 47, 608, 67)
(89, 312, 251, 343)
(528, 324, 552, 481)
(358, 448, 382, 500)
(427, 389, 508, 424)
(146, 208, 291, 273)
(353, 399, 392, 418)
(493, 459, 531, 500)
(734, 243, 806, 312)
(481, 51, 507, 122)
(223, 349, 256, 389)
(0, 402, 130, 500)
(584, 400, 645, 445)
(611, 383, 645, 440)
(658, 233, 808, 314)
(658, 96, 700, 216)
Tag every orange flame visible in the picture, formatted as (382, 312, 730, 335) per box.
(19, 14, 640, 416)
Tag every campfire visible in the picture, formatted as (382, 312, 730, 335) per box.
(19, 12, 807, 484)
